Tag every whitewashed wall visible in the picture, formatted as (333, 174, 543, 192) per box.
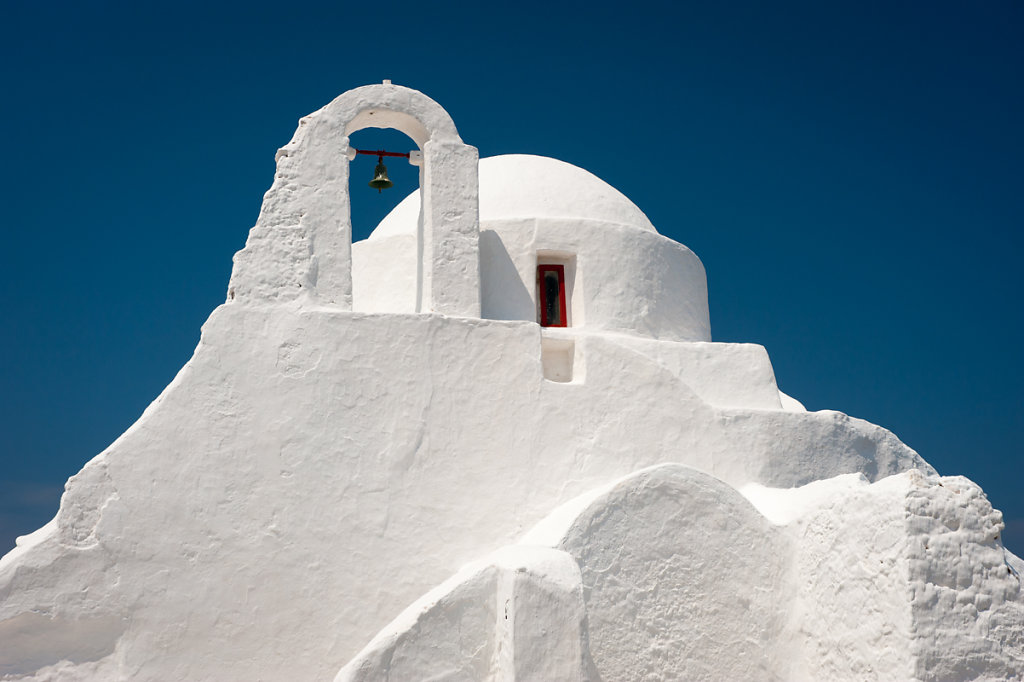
(1, 85, 1018, 682)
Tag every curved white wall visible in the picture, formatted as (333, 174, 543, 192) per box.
(479, 217, 709, 341)
(355, 155, 711, 341)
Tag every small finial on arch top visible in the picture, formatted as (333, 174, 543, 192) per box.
(382, 79, 392, 85)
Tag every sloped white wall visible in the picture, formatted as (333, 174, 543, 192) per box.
(0, 307, 931, 681)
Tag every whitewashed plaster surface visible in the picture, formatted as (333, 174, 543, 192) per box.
(1, 84, 1020, 681)
(356, 155, 711, 342)
(344, 467, 1023, 681)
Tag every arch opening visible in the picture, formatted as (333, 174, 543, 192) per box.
(328, 84, 479, 318)
(347, 127, 421, 243)
(348, 126, 423, 315)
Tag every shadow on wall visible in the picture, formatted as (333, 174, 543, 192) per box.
(0, 612, 126, 677)
(480, 230, 532, 321)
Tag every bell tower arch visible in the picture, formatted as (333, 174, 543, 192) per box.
(228, 82, 481, 317)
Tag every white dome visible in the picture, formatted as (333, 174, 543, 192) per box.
(369, 154, 657, 240)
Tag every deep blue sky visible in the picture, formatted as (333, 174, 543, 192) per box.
(1, 1, 1021, 554)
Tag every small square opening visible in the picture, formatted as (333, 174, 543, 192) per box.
(541, 337, 574, 382)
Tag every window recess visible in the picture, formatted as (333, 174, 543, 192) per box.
(537, 264, 567, 328)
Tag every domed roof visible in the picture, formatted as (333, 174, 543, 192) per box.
(368, 154, 657, 240)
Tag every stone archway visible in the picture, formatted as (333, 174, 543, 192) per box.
(228, 82, 480, 316)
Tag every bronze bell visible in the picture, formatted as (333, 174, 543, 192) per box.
(368, 159, 393, 192)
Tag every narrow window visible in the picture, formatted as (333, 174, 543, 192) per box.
(537, 264, 567, 327)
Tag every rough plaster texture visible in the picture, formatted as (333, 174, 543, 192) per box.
(904, 472, 1024, 679)
(743, 472, 1024, 681)
(344, 467, 1023, 681)
(1, 84, 1020, 681)
(339, 466, 788, 681)
(556, 466, 790, 681)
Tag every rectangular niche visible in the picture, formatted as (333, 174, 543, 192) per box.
(541, 336, 575, 383)
(537, 264, 567, 327)
(536, 252, 582, 328)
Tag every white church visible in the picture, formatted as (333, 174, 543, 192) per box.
(1, 83, 1021, 681)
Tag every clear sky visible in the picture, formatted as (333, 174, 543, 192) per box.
(1, 1, 1021, 554)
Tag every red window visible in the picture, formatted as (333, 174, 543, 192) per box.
(537, 264, 567, 327)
